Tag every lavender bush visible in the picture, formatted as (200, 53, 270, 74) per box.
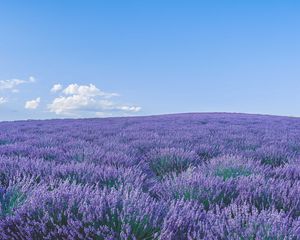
(0, 113, 300, 239)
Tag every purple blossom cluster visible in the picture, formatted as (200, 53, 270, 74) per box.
(0, 113, 300, 239)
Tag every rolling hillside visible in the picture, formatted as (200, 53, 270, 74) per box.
(0, 113, 299, 239)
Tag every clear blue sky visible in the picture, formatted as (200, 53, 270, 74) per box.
(0, 1, 299, 121)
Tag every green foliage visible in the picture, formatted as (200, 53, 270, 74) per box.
(150, 156, 190, 179)
(0, 187, 26, 217)
(126, 215, 160, 240)
(91, 208, 160, 240)
(0, 140, 10, 145)
(172, 186, 238, 210)
(100, 178, 121, 189)
(215, 166, 252, 180)
(261, 156, 288, 167)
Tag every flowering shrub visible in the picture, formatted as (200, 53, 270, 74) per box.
(145, 148, 198, 179)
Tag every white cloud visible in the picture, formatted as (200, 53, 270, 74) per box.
(29, 76, 36, 83)
(95, 112, 113, 118)
(51, 84, 63, 93)
(115, 106, 141, 112)
(25, 97, 40, 109)
(63, 84, 119, 98)
(0, 76, 36, 92)
(12, 89, 20, 93)
(48, 83, 140, 116)
(0, 97, 7, 104)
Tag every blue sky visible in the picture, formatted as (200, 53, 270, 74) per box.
(0, 1, 299, 121)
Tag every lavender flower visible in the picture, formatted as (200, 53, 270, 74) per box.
(0, 113, 299, 239)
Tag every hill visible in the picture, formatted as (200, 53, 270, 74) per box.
(0, 113, 299, 239)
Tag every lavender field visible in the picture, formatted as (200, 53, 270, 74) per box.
(0, 113, 299, 239)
